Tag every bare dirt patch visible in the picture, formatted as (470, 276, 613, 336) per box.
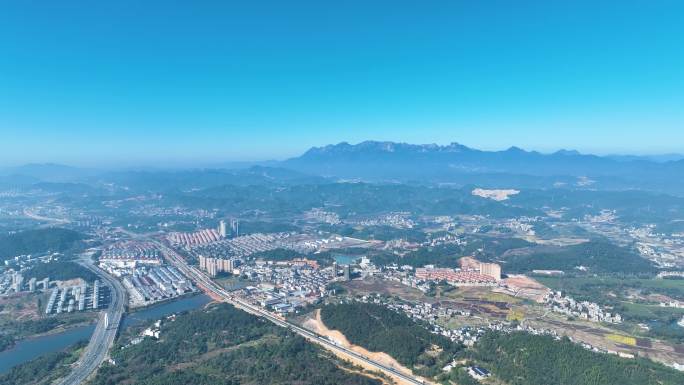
(342, 279, 426, 302)
(498, 274, 550, 303)
(303, 309, 436, 385)
(471, 188, 520, 201)
(0, 292, 44, 321)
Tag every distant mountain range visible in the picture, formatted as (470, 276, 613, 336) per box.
(2, 142, 683, 195)
(0, 164, 327, 192)
(0, 163, 100, 182)
(97, 166, 327, 191)
(606, 153, 684, 163)
(282, 141, 684, 194)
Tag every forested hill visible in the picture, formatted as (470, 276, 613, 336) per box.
(320, 302, 462, 377)
(24, 261, 97, 282)
(0, 228, 84, 260)
(88, 303, 380, 385)
(500, 240, 656, 274)
(469, 332, 684, 385)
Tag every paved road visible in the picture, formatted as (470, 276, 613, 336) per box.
(147, 237, 427, 385)
(56, 259, 126, 385)
(23, 208, 70, 224)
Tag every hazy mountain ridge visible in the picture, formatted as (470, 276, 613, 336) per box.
(607, 154, 684, 163)
(94, 166, 328, 193)
(288, 141, 681, 176)
(282, 141, 684, 194)
(2, 143, 684, 195)
(0, 163, 100, 182)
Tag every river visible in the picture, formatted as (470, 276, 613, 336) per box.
(0, 294, 212, 374)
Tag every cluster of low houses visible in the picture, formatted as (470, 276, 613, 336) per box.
(347, 293, 662, 380)
(545, 291, 622, 324)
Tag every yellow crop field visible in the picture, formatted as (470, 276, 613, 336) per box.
(507, 308, 525, 322)
(606, 334, 637, 346)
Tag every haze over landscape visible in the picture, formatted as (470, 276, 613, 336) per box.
(2, 2, 684, 385)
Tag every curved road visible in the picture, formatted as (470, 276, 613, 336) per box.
(56, 259, 126, 385)
(23, 208, 70, 225)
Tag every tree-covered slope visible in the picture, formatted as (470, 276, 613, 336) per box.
(24, 261, 97, 282)
(320, 302, 461, 376)
(471, 332, 684, 385)
(0, 228, 84, 260)
(502, 240, 655, 274)
(88, 303, 380, 385)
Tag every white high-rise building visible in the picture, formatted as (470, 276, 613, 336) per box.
(218, 220, 227, 238)
(480, 263, 502, 281)
(230, 219, 239, 237)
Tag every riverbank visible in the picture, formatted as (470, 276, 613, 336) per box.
(0, 313, 98, 354)
(0, 323, 96, 374)
(121, 293, 212, 328)
(0, 293, 212, 374)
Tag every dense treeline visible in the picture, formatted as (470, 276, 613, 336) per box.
(474, 236, 535, 258)
(0, 340, 87, 385)
(89, 303, 380, 385)
(370, 236, 532, 268)
(171, 183, 542, 218)
(251, 248, 300, 261)
(370, 244, 463, 267)
(325, 231, 653, 276)
(502, 240, 655, 274)
(0, 314, 91, 352)
(238, 220, 299, 235)
(24, 261, 97, 282)
(0, 228, 84, 260)
(325, 225, 427, 243)
(441, 366, 481, 385)
(356, 233, 647, 275)
(471, 332, 684, 385)
(531, 221, 560, 238)
(0, 333, 13, 352)
(10, 318, 61, 335)
(320, 302, 462, 376)
(132, 336, 378, 385)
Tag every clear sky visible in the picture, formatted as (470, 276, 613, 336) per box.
(1, 1, 683, 166)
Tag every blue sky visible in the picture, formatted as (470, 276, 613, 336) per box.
(1, 1, 683, 166)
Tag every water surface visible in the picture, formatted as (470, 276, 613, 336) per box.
(334, 254, 359, 265)
(0, 294, 211, 374)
